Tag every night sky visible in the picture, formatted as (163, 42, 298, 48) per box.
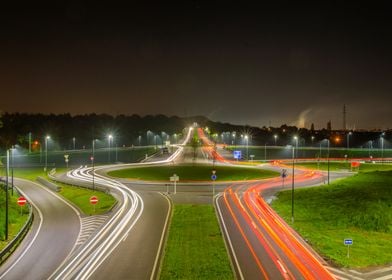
(1, 2, 391, 129)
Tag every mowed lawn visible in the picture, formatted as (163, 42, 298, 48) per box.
(272, 168, 392, 268)
(108, 164, 279, 181)
(160, 205, 233, 279)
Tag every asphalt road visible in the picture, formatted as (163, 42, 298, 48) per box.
(0, 179, 80, 280)
(89, 190, 171, 280)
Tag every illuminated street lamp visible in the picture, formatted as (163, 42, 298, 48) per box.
(347, 132, 352, 150)
(91, 139, 97, 191)
(232, 132, 236, 147)
(311, 136, 315, 146)
(138, 135, 141, 146)
(244, 135, 249, 160)
(291, 143, 295, 223)
(293, 136, 298, 159)
(368, 140, 373, 158)
(45, 135, 50, 172)
(381, 132, 385, 164)
(73, 137, 76, 150)
(108, 134, 113, 163)
(274, 134, 278, 146)
(322, 138, 331, 184)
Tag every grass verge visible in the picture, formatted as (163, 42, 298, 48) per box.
(160, 204, 233, 279)
(0, 186, 30, 249)
(12, 168, 116, 215)
(57, 182, 116, 215)
(297, 162, 392, 172)
(108, 164, 279, 181)
(271, 170, 392, 268)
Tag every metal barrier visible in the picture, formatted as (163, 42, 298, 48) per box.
(0, 194, 33, 264)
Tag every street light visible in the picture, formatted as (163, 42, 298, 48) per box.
(381, 133, 385, 164)
(45, 135, 50, 172)
(108, 134, 113, 163)
(347, 132, 352, 150)
(311, 136, 315, 146)
(323, 138, 330, 184)
(293, 136, 298, 159)
(73, 137, 76, 150)
(274, 134, 278, 146)
(91, 139, 96, 191)
(368, 140, 373, 158)
(244, 135, 249, 160)
(291, 143, 295, 223)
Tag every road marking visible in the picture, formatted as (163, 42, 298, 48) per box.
(215, 194, 245, 280)
(0, 182, 44, 279)
(150, 193, 172, 280)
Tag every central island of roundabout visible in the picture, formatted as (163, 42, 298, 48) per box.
(104, 163, 282, 279)
(107, 163, 280, 182)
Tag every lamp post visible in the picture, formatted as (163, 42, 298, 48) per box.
(232, 132, 236, 147)
(368, 140, 373, 158)
(138, 135, 141, 146)
(326, 139, 330, 185)
(291, 143, 295, 223)
(244, 135, 249, 160)
(108, 134, 113, 163)
(381, 133, 385, 164)
(293, 136, 298, 160)
(92, 139, 96, 191)
(154, 135, 157, 149)
(10, 146, 14, 196)
(347, 132, 352, 150)
(5, 149, 9, 240)
(45, 135, 50, 172)
(311, 136, 315, 146)
(73, 137, 76, 150)
(274, 134, 277, 146)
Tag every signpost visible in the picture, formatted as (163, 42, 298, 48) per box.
(17, 196, 27, 215)
(281, 169, 287, 188)
(250, 155, 255, 162)
(169, 174, 179, 194)
(211, 170, 217, 196)
(344, 238, 353, 258)
(233, 150, 241, 160)
(64, 154, 69, 168)
(90, 195, 99, 213)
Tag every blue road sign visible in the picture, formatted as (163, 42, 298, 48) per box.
(344, 239, 353, 245)
(233, 150, 242, 159)
(211, 174, 217, 181)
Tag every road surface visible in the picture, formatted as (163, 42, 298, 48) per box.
(0, 179, 80, 280)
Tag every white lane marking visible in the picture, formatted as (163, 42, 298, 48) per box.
(0, 182, 44, 279)
(30, 179, 84, 280)
(150, 193, 172, 280)
(215, 194, 245, 280)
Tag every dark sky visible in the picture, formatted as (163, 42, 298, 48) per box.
(1, 1, 391, 129)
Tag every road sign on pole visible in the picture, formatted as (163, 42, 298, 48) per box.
(344, 238, 353, 258)
(233, 150, 241, 160)
(281, 169, 287, 188)
(169, 174, 179, 194)
(17, 196, 27, 206)
(90, 196, 99, 205)
(17, 196, 27, 215)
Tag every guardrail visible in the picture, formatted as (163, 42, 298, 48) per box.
(0, 189, 34, 264)
(37, 176, 61, 192)
(48, 172, 110, 194)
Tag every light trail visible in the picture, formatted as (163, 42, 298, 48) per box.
(52, 127, 193, 279)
